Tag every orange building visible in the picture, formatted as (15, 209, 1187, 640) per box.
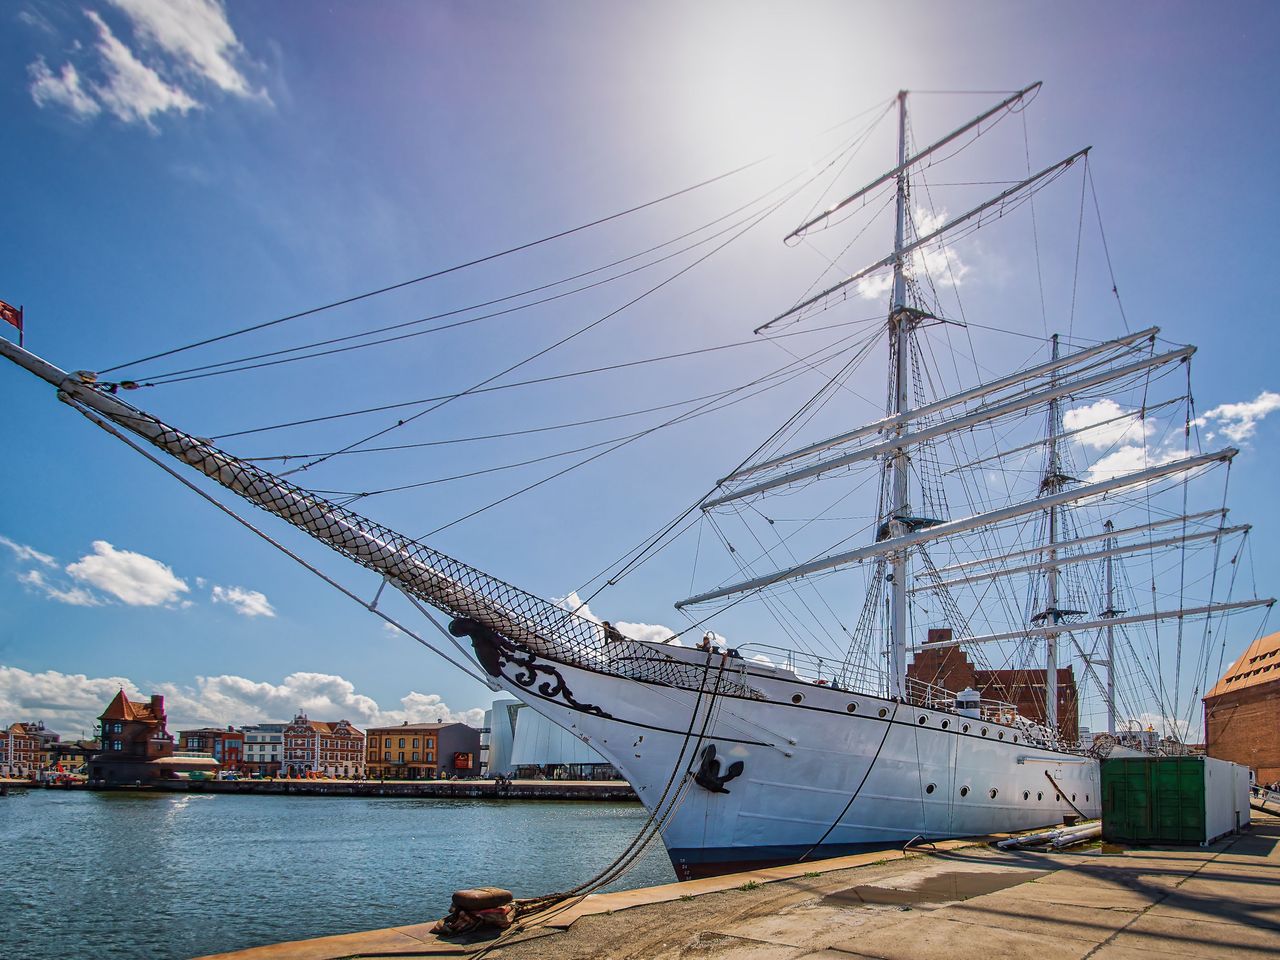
(282, 713, 365, 778)
(1205, 630, 1280, 784)
(366, 722, 439, 779)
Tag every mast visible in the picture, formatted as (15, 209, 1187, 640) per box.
(887, 89, 910, 701)
(1103, 519, 1118, 735)
(1042, 334, 1063, 736)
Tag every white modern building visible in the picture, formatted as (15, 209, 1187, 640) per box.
(483, 698, 618, 779)
(241, 722, 286, 775)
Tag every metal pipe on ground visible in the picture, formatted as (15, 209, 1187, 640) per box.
(1050, 823, 1102, 849)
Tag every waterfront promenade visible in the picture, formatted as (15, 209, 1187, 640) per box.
(201, 811, 1280, 960)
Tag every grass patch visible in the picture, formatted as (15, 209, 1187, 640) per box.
(802, 871, 822, 879)
(679, 894, 695, 902)
(738, 880, 761, 891)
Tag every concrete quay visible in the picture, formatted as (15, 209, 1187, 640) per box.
(199, 811, 1280, 960)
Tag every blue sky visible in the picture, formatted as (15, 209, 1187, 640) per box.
(2, 0, 1279, 738)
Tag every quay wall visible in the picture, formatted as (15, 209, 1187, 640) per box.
(3, 777, 636, 800)
(154, 778, 637, 801)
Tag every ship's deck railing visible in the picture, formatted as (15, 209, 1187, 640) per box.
(736, 643, 880, 690)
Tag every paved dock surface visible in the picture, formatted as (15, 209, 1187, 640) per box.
(199, 812, 1279, 960)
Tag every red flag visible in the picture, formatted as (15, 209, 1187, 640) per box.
(0, 300, 21, 333)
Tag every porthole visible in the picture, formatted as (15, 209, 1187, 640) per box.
(1012, 736, 1018, 743)
(1022, 791, 1030, 801)
(1056, 794, 1061, 802)
(997, 731, 1005, 740)
(878, 707, 888, 718)
(980, 727, 988, 737)
(1085, 794, 1090, 802)
(989, 788, 998, 799)
(960, 786, 970, 797)
(1071, 794, 1077, 802)
(925, 783, 936, 794)
(961, 723, 970, 733)
(940, 719, 949, 729)
(846, 702, 858, 713)
(918, 715, 928, 725)
(1037, 792, 1043, 801)
(791, 694, 804, 704)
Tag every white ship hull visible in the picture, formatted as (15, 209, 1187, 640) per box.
(483, 638, 1100, 879)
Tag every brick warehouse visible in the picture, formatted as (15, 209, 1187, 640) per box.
(1205, 630, 1280, 784)
(907, 628, 1080, 742)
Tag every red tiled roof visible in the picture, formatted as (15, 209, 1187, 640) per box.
(1206, 631, 1280, 699)
(100, 689, 162, 723)
(287, 717, 363, 737)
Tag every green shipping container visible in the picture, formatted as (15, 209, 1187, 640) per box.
(1101, 756, 1249, 845)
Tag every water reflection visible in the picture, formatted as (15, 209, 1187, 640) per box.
(0, 790, 674, 959)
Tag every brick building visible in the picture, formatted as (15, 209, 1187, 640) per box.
(0, 722, 48, 778)
(1204, 630, 1280, 784)
(907, 628, 1080, 742)
(282, 713, 365, 778)
(366, 722, 480, 779)
(90, 690, 176, 784)
(178, 727, 245, 773)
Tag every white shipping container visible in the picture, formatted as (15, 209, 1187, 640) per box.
(1203, 756, 1251, 843)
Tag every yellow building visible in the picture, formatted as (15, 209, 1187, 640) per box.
(366, 722, 442, 780)
(365, 721, 480, 780)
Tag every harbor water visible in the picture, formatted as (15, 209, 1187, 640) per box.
(0, 789, 675, 959)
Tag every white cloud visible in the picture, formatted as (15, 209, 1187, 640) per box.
(85, 9, 198, 129)
(108, 0, 265, 101)
(148, 671, 486, 732)
(211, 584, 275, 618)
(388, 691, 486, 728)
(856, 207, 969, 301)
(1082, 443, 1188, 483)
(1196, 390, 1280, 444)
(18, 569, 102, 607)
(0, 534, 57, 568)
(27, 57, 101, 119)
(616, 620, 681, 645)
(66, 540, 189, 606)
(1063, 398, 1153, 451)
(554, 592, 684, 646)
(553, 590, 599, 623)
(18, 10, 57, 34)
(0, 665, 489, 739)
(0, 665, 141, 737)
(25, 2, 266, 129)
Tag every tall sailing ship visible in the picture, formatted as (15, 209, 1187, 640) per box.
(3, 84, 1272, 878)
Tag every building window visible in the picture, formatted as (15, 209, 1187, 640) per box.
(399, 738, 405, 748)
(112, 740, 122, 751)
(112, 723, 122, 734)
(412, 753, 419, 761)
(384, 752, 391, 761)
(426, 752, 434, 762)
(412, 739, 419, 747)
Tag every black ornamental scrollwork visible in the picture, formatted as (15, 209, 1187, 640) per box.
(450, 618, 612, 719)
